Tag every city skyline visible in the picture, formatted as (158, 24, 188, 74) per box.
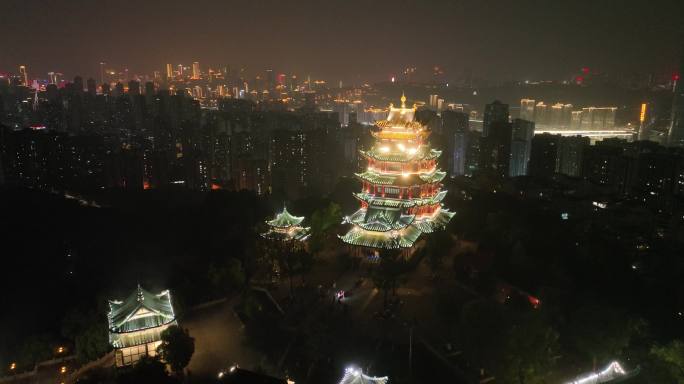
(1, 0, 682, 84)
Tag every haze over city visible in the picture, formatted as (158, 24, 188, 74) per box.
(1, 1, 684, 384)
(1, 0, 682, 83)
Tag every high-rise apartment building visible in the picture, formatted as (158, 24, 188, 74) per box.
(482, 100, 509, 137)
(669, 46, 684, 147)
(509, 118, 535, 176)
(192, 62, 200, 80)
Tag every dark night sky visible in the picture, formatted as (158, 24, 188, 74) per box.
(0, 0, 682, 83)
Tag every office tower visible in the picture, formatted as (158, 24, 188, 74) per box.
(73, 76, 84, 93)
(19, 65, 28, 86)
(192, 62, 200, 80)
(482, 100, 509, 137)
(528, 133, 561, 178)
(464, 130, 481, 176)
(128, 80, 140, 95)
(669, 46, 684, 147)
(177, 64, 183, 76)
(86, 78, 97, 96)
(334, 102, 349, 126)
(638, 103, 648, 140)
(442, 110, 469, 177)
(509, 118, 535, 176)
(265, 69, 274, 90)
(429, 94, 439, 110)
(340, 94, 454, 253)
(520, 99, 535, 121)
(558, 136, 590, 176)
(100, 62, 106, 85)
(166, 63, 173, 79)
(480, 120, 512, 178)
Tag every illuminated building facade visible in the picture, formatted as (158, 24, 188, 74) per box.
(192, 62, 200, 80)
(19, 65, 28, 86)
(262, 206, 311, 242)
(340, 94, 454, 253)
(669, 47, 684, 147)
(108, 286, 177, 367)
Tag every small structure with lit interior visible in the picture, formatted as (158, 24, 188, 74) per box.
(338, 367, 388, 384)
(108, 285, 177, 367)
(262, 206, 310, 242)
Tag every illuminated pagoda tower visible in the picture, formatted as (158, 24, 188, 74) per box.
(262, 205, 311, 242)
(108, 285, 177, 367)
(340, 93, 454, 255)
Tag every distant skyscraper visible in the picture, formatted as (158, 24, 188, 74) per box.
(18, 65, 28, 86)
(550, 103, 573, 128)
(99, 62, 106, 85)
(558, 135, 590, 176)
(520, 99, 535, 121)
(166, 63, 173, 79)
(528, 133, 560, 178)
(128, 80, 140, 95)
(575, 107, 617, 130)
(442, 110, 469, 177)
(192, 62, 200, 80)
(86, 78, 97, 96)
(535, 102, 549, 125)
(509, 118, 535, 176)
(429, 94, 439, 110)
(669, 46, 684, 147)
(480, 120, 512, 178)
(482, 100, 509, 137)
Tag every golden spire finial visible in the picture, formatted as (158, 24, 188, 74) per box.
(400, 92, 407, 108)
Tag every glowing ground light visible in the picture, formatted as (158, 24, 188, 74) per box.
(10, 362, 16, 370)
(60, 366, 67, 374)
(339, 367, 388, 384)
(565, 361, 628, 384)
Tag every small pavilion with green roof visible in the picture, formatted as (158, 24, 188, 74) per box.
(262, 206, 310, 242)
(108, 285, 177, 367)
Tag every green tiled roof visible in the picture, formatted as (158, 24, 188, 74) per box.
(355, 171, 398, 185)
(266, 206, 305, 228)
(412, 209, 456, 233)
(108, 286, 177, 348)
(338, 224, 423, 249)
(353, 190, 448, 208)
(340, 209, 456, 249)
(108, 286, 175, 333)
(419, 170, 447, 183)
(360, 147, 442, 163)
(262, 226, 311, 241)
(345, 207, 415, 232)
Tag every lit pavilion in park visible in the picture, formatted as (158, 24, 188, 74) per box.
(339, 93, 455, 256)
(262, 205, 311, 243)
(108, 285, 177, 367)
